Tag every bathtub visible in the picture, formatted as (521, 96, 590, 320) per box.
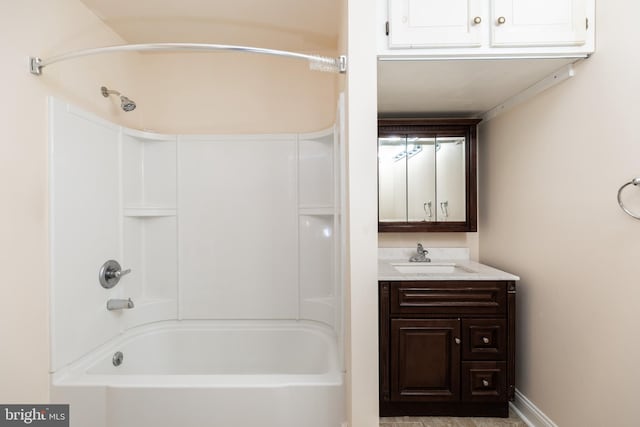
(51, 320, 345, 427)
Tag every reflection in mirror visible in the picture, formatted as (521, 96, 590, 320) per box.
(436, 137, 466, 222)
(378, 137, 407, 221)
(407, 138, 436, 222)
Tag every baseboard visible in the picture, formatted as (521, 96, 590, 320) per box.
(509, 389, 558, 427)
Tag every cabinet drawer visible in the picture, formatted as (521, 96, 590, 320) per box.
(461, 361, 507, 402)
(391, 282, 507, 315)
(462, 319, 507, 361)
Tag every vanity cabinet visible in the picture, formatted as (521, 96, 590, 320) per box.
(381, 0, 594, 57)
(379, 280, 516, 417)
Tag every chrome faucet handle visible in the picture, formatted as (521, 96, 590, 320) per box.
(108, 268, 131, 279)
(99, 260, 131, 289)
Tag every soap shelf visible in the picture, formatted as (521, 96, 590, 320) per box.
(299, 206, 334, 216)
(124, 207, 177, 217)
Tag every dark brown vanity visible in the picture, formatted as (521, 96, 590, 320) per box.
(377, 117, 516, 417)
(379, 279, 516, 417)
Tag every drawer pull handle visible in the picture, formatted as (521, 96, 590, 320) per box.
(482, 337, 490, 344)
(455, 337, 461, 345)
(497, 16, 506, 25)
(482, 379, 490, 387)
(473, 16, 482, 25)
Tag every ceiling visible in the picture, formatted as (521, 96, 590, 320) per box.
(80, 0, 340, 51)
(378, 58, 576, 117)
(378, 58, 576, 116)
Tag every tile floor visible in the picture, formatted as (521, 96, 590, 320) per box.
(380, 410, 527, 427)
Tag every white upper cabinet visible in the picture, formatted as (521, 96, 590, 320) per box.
(389, 0, 483, 48)
(491, 0, 587, 47)
(379, 0, 594, 57)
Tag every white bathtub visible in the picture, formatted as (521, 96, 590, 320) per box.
(51, 320, 345, 427)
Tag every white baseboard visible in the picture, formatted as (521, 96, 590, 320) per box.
(509, 389, 558, 427)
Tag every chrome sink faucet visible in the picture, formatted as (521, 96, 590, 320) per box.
(106, 298, 135, 311)
(409, 243, 431, 263)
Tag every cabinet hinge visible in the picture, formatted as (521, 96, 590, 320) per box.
(586, 17, 589, 30)
(385, 21, 389, 36)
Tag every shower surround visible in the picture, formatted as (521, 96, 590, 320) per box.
(48, 97, 345, 427)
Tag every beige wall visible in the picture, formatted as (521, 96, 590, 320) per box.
(379, 233, 479, 260)
(139, 52, 337, 134)
(0, 0, 145, 402)
(479, 2, 640, 426)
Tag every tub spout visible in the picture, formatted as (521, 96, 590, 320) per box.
(107, 298, 135, 311)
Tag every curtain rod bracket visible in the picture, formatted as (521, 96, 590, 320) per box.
(339, 55, 347, 74)
(29, 57, 43, 75)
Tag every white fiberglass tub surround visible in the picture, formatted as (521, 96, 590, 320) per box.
(52, 320, 344, 427)
(48, 97, 346, 427)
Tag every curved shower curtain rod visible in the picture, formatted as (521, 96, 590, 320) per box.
(29, 43, 347, 75)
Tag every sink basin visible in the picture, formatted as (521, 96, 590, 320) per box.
(391, 262, 470, 274)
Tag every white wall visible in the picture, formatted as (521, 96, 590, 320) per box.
(479, 1, 640, 425)
(177, 136, 299, 319)
(345, 0, 380, 426)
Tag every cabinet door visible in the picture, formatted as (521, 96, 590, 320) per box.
(378, 136, 408, 222)
(389, 0, 483, 48)
(435, 135, 466, 222)
(491, 0, 587, 47)
(407, 137, 436, 222)
(391, 319, 460, 401)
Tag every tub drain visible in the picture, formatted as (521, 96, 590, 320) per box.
(112, 351, 124, 367)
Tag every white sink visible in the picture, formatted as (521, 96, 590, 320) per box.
(391, 262, 472, 274)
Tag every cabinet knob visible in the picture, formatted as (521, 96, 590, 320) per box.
(455, 337, 461, 345)
(497, 16, 506, 25)
(482, 379, 490, 387)
(482, 337, 490, 344)
(473, 16, 482, 25)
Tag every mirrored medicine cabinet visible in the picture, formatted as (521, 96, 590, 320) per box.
(378, 118, 480, 232)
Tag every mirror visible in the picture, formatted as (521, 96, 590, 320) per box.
(378, 119, 479, 232)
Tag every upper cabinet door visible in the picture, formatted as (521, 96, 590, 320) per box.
(389, 0, 483, 48)
(491, 0, 587, 47)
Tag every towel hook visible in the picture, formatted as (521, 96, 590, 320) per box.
(617, 177, 640, 220)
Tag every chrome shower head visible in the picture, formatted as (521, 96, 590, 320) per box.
(120, 96, 136, 112)
(101, 86, 136, 112)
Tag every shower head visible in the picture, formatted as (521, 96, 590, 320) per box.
(101, 86, 136, 112)
(120, 96, 136, 112)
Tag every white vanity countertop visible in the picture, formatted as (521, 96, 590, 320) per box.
(378, 248, 520, 281)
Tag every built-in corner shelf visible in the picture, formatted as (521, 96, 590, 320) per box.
(299, 206, 335, 216)
(124, 207, 177, 217)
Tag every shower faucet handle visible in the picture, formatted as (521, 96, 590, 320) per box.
(108, 268, 131, 279)
(99, 260, 131, 289)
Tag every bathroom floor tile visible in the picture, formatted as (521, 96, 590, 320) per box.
(380, 410, 527, 427)
(380, 423, 424, 427)
(380, 417, 422, 423)
(418, 417, 475, 427)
